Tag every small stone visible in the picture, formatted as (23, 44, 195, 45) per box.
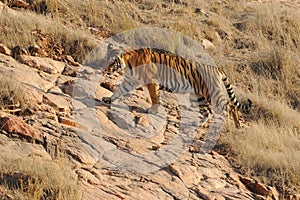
(48, 86, 63, 94)
(151, 145, 160, 150)
(0, 43, 11, 55)
(76, 169, 101, 185)
(269, 186, 279, 200)
(28, 45, 41, 56)
(42, 112, 58, 122)
(65, 55, 80, 66)
(58, 116, 86, 129)
(95, 85, 113, 100)
(62, 65, 78, 77)
(200, 38, 215, 50)
(136, 115, 150, 127)
(10, 0, 29, 9)
(100, 82, 114, 92)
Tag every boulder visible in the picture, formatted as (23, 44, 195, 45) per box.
(0, 54, 54, 91)
(18, 55, 66, 74)
(43, 93, 71, 113)
(64, 137, 98, 166)
(23, 85, 44, 104)
(240, 176, 279, 198)
(0, 136, 50, 160)
(0, 112, 42, 141)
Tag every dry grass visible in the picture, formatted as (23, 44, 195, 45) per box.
(222, 120, 300, 192)
(0, 74, 29, 115)
(0, 8, 97, 62)
(0, 0, 299, 196)
(26, 0, 141, 31)
(0, 151, 79, 200)
(217, 2, 300, 196)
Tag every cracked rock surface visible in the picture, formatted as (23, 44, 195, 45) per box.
(0, 48, 279, 200)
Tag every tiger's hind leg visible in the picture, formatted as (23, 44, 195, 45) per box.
(146, 82, 160, 114)
(190, 94, 212, 127)
(199, 100, 212, 127)
(228, 103, 241, 129)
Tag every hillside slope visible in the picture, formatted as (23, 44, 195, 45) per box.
(0, 0, 299, 199)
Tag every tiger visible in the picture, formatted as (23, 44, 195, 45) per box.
(102, 44, 252, 128)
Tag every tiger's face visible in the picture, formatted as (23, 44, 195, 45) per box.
(104, 43, 125, 75)
(106, 55, 126, 75)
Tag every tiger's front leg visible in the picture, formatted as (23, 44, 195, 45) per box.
(102, 87, 127, 105)
(102, 76, 137, 105)
(146, 83, 160, 114)
(102, 87, 119, 104)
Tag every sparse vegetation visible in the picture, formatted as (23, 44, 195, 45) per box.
(0, 7, 97, 62)
(216, 2, 300, 196)
(0, 151, 79, 200)
(0, 0, 299, 197)
(0, 74, 29, 115)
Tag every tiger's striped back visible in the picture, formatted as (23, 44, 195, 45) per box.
(103, 45, 251, 128)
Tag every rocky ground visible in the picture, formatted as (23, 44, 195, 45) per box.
(0, 43, 279, 199)
(1, 0, 300, 199)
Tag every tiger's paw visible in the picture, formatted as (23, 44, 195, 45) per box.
(199, 117, 209, 128)
(146, 104, 159, 114)
(102, 96, 112, 104)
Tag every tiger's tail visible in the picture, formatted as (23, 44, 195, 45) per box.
(220, 70, 252, 112)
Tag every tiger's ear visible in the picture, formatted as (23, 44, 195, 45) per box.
(106, 43, 117, 62)
(107, 43, 124, 56)
(117, 45, 124, 56)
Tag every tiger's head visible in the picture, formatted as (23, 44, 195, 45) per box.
(104, 43, 125, 75)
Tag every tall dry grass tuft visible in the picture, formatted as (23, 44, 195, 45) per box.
(0, 74, 29, 115)
(248, 47, 300, 110)
(0, 9, 97, 62)
(241, 4, 300, 110)
(220, 2, 300, 195)
(243, 4, 300, 51)
(222, 120, 300, 191)
(30, 0, 140, 32)
(0, 151, 79, 200)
